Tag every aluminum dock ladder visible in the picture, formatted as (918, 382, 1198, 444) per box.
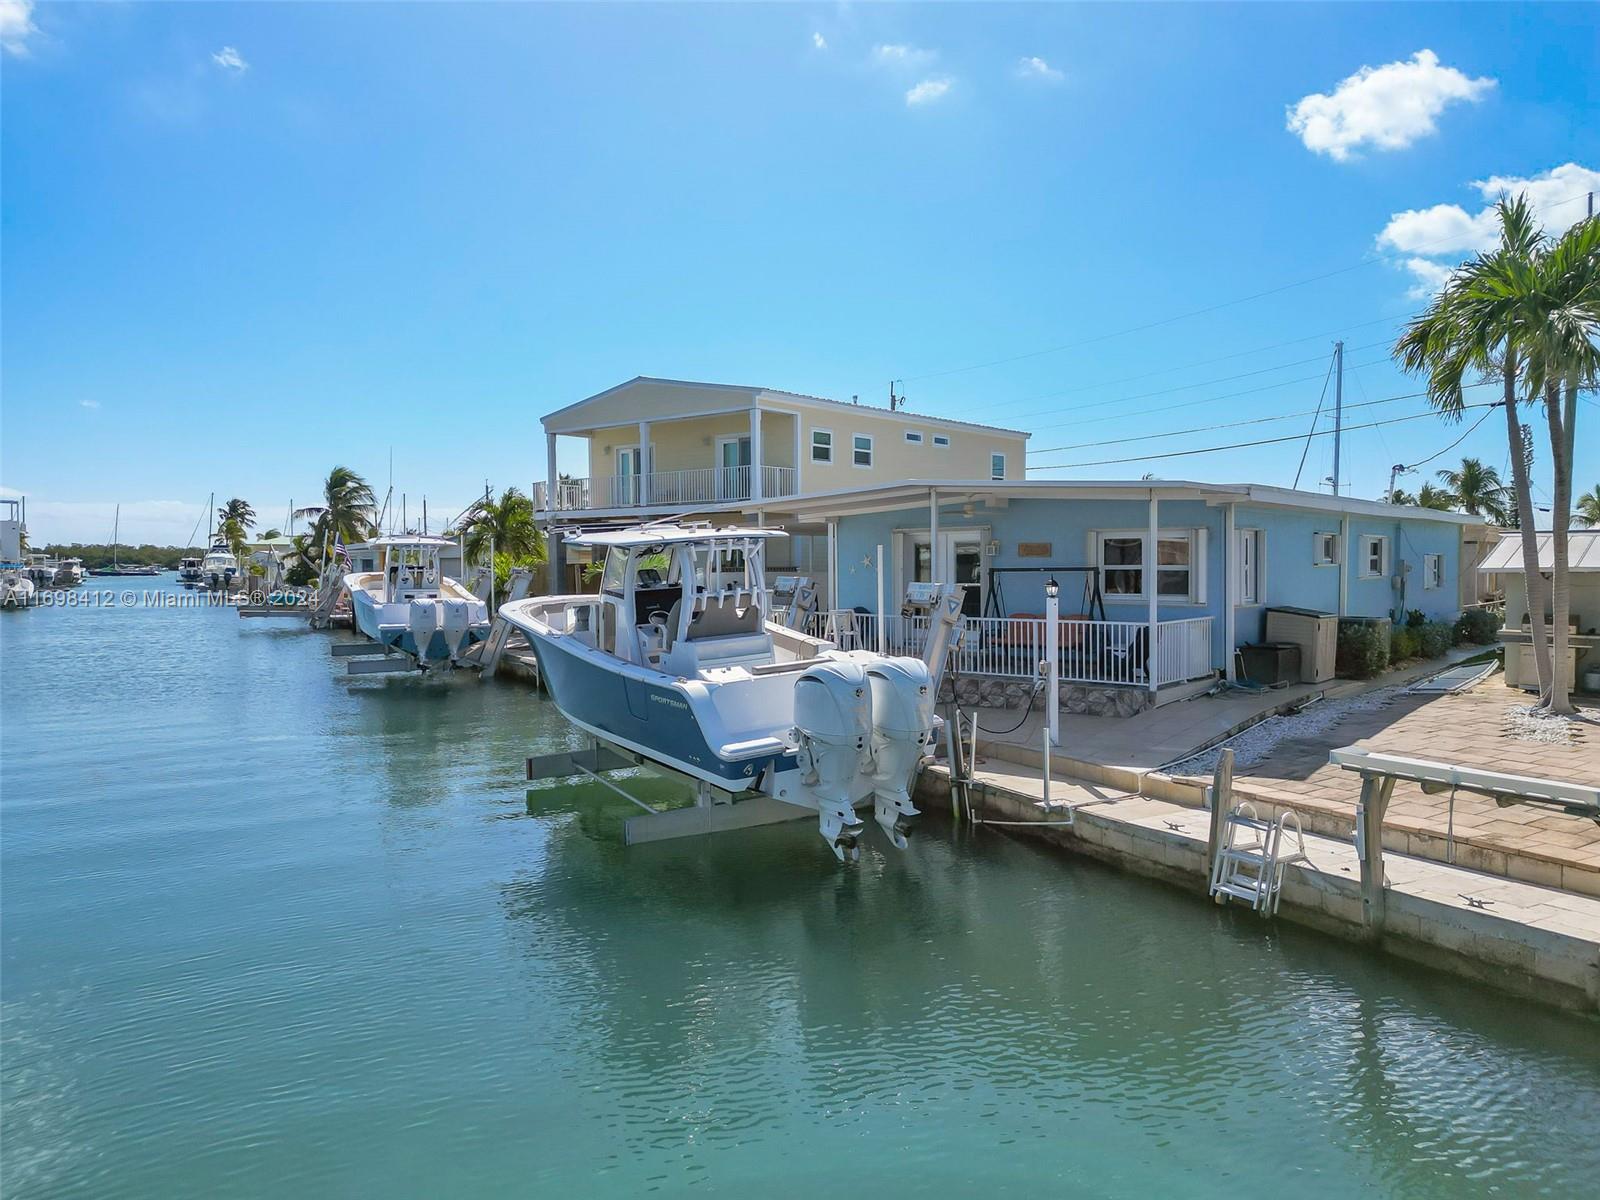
(1208, 802, 1307, 916)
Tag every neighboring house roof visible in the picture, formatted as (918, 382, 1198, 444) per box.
(1479, 530, 1600, 573)
(774, 478, 1494, 524)
(542, 376, 1031, 438)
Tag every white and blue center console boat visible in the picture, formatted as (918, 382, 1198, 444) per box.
(499, 523, 963, 860)
(343, 535, 490, 669)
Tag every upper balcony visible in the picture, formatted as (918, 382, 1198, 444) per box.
(535, 464, 800, 512)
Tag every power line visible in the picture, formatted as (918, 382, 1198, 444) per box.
(901, 190, 1596, 384)
(1293, 356, 1337, 489)
(1400, 405, 1500, 472)
(1026, 403, 1498, 471)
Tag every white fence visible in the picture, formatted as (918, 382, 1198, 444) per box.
(534, 466, 801, 511)
(808, 611, 1214, 689)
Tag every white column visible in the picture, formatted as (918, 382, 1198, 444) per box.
(1338, 513, 1350, 616)
(1147, 492, 1159, 694)
(545, 432, 558, 511)
(749, 406, 764, 503)
(826, 519, 838, 612)
(1046, 581, 1061, 745)
(637, 420, 650, 506)
(876, 543, 886, 654)
(928, 489, 940, 585)
(1224, 502, 1237, 682)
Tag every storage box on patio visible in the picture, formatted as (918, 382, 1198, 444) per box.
(1238, 642, 1302, 687)
(1264, 606, 1338, 683)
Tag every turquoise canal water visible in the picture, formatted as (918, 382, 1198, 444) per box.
(3, 580, 1598, 1198)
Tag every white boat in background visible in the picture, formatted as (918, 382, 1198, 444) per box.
(1, 501, 36, 605)
(178, 556, 203, 587)
(1, 567, 36, 608)
(343, 535, 490, 669)
(53, 557, 86, 587)
(24, 554, 57, 588)
(200, 543, 239, 591)
(499, 524, 963, 860)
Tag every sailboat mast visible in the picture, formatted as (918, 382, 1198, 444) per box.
(113, 504, 120, 568)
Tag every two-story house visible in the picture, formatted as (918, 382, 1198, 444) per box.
(536, 377, 1029, 588)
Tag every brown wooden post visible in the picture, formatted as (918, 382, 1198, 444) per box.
(1206, 749, 1235, 893)
(1357, 775, 1394, 937)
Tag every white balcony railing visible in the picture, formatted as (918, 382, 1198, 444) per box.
(534, 465, 799, 511)
(807, 611, 1214, 689)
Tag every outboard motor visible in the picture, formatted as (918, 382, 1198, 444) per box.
(865, 658, 938, 849)
(408, 599, 440, 665)
(792, 659, 871, 860)
(440, 598, 472, 663)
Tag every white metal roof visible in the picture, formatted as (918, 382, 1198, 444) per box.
(1479, 529, 1600, 572)
(564, 523, 789, 548)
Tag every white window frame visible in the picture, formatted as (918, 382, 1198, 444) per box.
(1359, 534, 1389, 580)
(810, 428, 833, 464)
(1423, 553, 1443, 590)
(852, 433, 874, 468)
(1313, 531, 1340, 567)
(1091, 529, 1205, 603)
(990, 452, 1006, 481)
(1236, 528, 1261, 606)
(932, 434, 951, 448)
(904, 430, 924, 445)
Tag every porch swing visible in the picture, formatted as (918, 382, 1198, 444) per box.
(980, 566, 1146, 683)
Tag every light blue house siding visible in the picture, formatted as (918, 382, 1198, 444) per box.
(830, 495, 1467, 675)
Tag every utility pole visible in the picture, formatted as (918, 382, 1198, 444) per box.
(1331, 341, 1344, 496)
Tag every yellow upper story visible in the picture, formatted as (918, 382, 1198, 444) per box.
(539, 377, 1028, 513)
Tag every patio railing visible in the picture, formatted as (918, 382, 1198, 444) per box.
(534, 465, 800, 511)
(806, 611, 1214, 689)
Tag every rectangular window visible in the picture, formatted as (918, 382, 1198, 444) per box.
(990, 452, 1006, 480)
(1096, 532, 1194, 600)
(1424, 553, 1443, 590)
(810, 429, 832, 464)
(932, 434, 951, 448)
(1313, 532, 1339, 566)
(904, 430, 924, 444)
(1237, 529, 1259, 605)
(1359, 535, 1388, 579)
(852, 434, 873, 467)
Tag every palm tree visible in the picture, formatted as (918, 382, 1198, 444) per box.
(1416, 483, 1456, 510)
(293, 467, 377, 562)
(1386, 487, 1416, 506)
(460, 487, 544, 595)
(1435, 457, 1508, 523)
(218, 516, 247, 561)
(1577, 485, 1600, 528)
(259, 528, 282, 540)
(217, 498, 255, 532)
(1394, 194, 1554, 699)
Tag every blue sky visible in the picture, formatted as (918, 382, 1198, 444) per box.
(2, 2, 1595, 544)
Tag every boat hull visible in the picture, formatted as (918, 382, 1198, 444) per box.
(347, 581, 489, 666)
(525, 627, 789, 789)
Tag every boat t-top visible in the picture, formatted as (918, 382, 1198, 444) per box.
(342, 535, 490, 669)
(499, 523, 964, 860)
(200, 543, 239, 591)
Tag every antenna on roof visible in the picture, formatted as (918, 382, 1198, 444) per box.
(889, 380, 905, 411)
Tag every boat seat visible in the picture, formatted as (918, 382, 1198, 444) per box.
(686, 596, 763, 640)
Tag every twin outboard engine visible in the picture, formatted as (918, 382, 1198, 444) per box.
(408, 599, 440, 664)
(440, 599, 473, 664)
(792, 653, 939, 860)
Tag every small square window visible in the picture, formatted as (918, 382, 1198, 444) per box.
(932, 434, 951, 448)
(810, 430, 832, 464)
(1313, 532, 1339, 566)
(1359, 535, 1388, 579)
(904, 430, 923, 444)
(1424, 553, 1443, 590)
(852, 434, 873, 467)
(990, 452, 1006, 481)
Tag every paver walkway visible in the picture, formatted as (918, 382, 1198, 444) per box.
(1175, 682, 1600, 896)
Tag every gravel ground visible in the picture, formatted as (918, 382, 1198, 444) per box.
(1164, 686, 1408, 777)
(1503, 704, 1577, 746)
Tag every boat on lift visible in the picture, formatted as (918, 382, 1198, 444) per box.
(498, 524, 963, 860)
(342, 535, 490, 669)
(200, 542, 239, 591)
(178, 556, 204, 587)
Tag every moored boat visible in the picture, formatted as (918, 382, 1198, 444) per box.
(498, 523, 963, 860)
(200, 543, 239, 591)
(342, 535, 490, 668)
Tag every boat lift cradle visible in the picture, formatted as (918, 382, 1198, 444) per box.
(524, 581, 967, 849)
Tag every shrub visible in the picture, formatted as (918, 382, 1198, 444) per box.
(1405, 608, 1427, 629)
(1337, 620, 1389, 679)
(1418, 620, 1454, 658)
(1454, 608, 1499, 645)
(1389, 626, 1419, 664)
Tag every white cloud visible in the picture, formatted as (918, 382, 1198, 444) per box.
(874, 43, 936, 70)
(1378, 162, 1600, 294)
(1286, 50, 1494, 161)
(1, 0, 36, 57)
(905, 77, 951, 107)
(211, 45, 248, 74)
(1016, 56, 1063, 83)
(78, 399, 100, 410)
(812, 32, 827, 51)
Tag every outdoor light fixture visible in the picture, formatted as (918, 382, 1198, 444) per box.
(1045, 577, 1059, 599)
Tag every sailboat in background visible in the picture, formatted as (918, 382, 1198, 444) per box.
(99, 504, 162, 576)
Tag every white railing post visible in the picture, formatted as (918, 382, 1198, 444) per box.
(875, 545, 886, 655)
(1045, 580, 1060, 746)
